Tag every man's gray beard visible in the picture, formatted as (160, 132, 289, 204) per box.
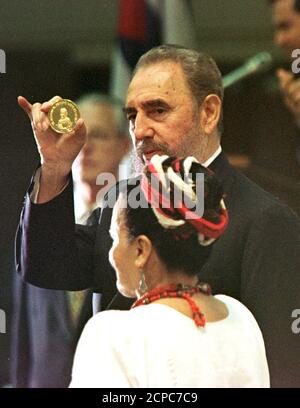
(131, 151, 144, 176)
(130, 145, 174, 175)
(130, 131, 207, 176)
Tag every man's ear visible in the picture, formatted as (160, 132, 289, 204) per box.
(199, 94, 222, 135)
(134, 235, 152, 269)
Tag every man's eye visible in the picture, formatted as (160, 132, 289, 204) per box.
(152, 107, 168, 116)
(127, 114, 136, 123)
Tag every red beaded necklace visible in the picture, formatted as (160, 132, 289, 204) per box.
(131, 282, 212, 327)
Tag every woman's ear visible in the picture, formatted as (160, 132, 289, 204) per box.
(134, 235, 152, 269)
(199, 94, 221, 135)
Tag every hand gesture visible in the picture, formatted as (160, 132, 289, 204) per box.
(18, 95, 87, 176)
(18, 95, 87, 202)
(277, 69, 300, 119)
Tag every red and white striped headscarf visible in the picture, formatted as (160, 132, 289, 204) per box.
(141, 155, 228, 246)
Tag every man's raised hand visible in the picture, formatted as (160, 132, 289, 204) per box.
(18, 96, 87, 203)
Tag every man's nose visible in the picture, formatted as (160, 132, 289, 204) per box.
(132, 112, 155, 141)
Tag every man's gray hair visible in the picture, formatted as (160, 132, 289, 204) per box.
(133, 44, 224, 133)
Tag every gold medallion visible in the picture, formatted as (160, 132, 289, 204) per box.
(48, 99, 80, 134)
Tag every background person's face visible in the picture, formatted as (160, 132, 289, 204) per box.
(272, 0, 300, 56)
(72, 103, 127, 184)
(126, 61, 207, 165)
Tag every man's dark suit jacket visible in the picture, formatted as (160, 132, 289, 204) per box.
(15, 152, 300, 387)
(10, 274, 92, 388)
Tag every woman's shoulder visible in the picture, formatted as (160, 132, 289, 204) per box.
(213, 294, 262, 331)
(84, 308, 152, 332)
(87, 309, 132, 326)
(214, 294, 251, 315)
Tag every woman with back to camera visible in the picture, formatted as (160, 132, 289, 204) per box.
(70, 155, 270, 388)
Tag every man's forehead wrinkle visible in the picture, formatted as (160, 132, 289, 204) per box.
(125, 65, 192, 112)
(130, 62, 185, 87)
(126, 85, 189, 106)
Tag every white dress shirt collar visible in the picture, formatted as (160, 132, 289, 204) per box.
(201, 146, 222, 168)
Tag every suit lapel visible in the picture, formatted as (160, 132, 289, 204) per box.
(208, 151, 236, 205)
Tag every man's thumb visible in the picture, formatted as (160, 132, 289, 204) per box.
(276, 69, 294, 86)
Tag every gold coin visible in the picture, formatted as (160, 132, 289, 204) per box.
(48, 99, 80, 134)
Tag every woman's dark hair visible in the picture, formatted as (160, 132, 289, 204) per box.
(121, 157, 227, 276)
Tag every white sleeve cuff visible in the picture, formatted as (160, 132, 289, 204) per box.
(30, 168, 70, 203)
